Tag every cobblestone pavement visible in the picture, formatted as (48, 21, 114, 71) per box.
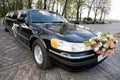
(0, 22, 120, 80)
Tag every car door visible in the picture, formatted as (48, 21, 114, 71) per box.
(16, 10, 33, 47)
(5, 12, 16, 32)
(3, 13, 10, 30)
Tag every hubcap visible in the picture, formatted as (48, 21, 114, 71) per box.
(34, 45, 43, 64)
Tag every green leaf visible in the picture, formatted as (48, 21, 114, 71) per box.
(84, 41, 92, 46)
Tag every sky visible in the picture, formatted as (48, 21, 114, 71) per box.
(108, 0, 120, 20)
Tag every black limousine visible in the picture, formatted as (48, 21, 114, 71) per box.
(3, 9, 107, 71)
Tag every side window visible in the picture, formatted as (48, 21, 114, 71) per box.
(7, 12, 13, 18)
(21, 12, 27, 18)
(5, 13, 9, 17)
(18, 11, 27, 18)
(12, 11, 18, 19)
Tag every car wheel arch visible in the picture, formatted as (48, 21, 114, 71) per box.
(30, 36, 47, 51)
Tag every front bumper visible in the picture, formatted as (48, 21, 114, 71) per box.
(48, 49, 107, 71)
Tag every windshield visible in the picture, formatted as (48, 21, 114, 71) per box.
(29, 10, 68, 23)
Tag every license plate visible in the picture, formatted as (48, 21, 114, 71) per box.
(98, 54, 107, 62)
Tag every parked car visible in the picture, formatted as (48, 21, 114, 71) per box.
(3, 9, 107, 71)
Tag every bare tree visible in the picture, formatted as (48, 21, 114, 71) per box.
(76, 0, 86, 22)
(51, 0, 56, 11)
(44, 0, 47, 9)
(103, 7, 110, 22)
(62, 0, 68, 18)
(92, 0, 101, 22)
(28, 0, 32, 8)
(86, 0, 95, 18)
(99, 0, 111, 22)
(47, 0, 52, 10)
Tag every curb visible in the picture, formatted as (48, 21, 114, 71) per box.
(113, 34, 120, 38)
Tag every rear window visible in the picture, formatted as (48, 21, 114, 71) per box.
(6, 12, 13, 18)
(5, 11, 18, 19)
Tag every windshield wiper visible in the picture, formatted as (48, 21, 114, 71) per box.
(32, 21, 46, 23)
(32, 21, 66, 23)
(52, 21, 66, 23)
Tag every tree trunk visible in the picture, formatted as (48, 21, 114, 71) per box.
(76, 5, 80, 22)
(28, 0, 32, 9)
(47, 0, 51, 10)
(52, 0, 55, 11)
(56, 0, 58, 13)
(87, 0, 95, 18)
(87, 7, 91, 18)
(93, 9, 98, 23)
(44, 0, 47, 9)
(19, 0, 23, 9)
(94, 14, 97, 23)
(79, 9, 83, 23)
(103, 12, 106, 22)
(62, 0, 68, 18)
(99, 9, 104, 21)
(76, 0, 81, 23)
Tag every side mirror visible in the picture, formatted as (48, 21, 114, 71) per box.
(17, 17, 25, 23)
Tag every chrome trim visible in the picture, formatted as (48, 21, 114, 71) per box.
(49, 49, 95, 59)
(39, 39, 47, 48)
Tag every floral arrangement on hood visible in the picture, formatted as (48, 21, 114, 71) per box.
(84, 33, 117, 55)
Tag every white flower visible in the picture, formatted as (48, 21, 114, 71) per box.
(94, 47, 99, 52)
(102, 37, 107, 41)
(98, 42, 103, 47)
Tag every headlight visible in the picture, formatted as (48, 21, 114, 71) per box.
(51, 39, 92, 52)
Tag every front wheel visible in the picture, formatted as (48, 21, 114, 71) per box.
(32, 39, 52, 69)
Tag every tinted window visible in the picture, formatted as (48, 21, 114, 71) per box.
(12, 11, 18, 19)
(18, 10, 27, 18)
(5, 13, 9, 17)
(7, 12, 14, 18)
(29, 10, 68, 23)
(20, 11, 27, 18)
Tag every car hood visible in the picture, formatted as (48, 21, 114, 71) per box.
(33, 23, 96, 42)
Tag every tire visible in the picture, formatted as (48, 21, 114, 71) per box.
(32, 39, 52, 69)
(5, 27, 9, 32)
